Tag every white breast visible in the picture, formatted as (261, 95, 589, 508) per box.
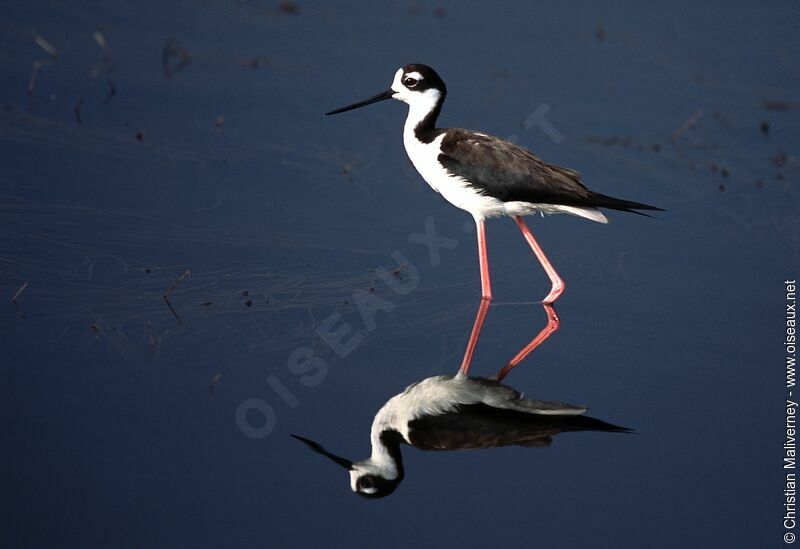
(403, 130, 506, 220)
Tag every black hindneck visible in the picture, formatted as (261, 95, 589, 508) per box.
(413, 93, 445, 144)
(379, 429, 405, 481)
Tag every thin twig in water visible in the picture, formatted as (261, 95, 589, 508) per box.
(35, 35, 58, 57)
(74, 98, 83, 124)
(209, 372, 222, 395)
(11, 282, 28, 318)
(92, 31, 117, 103)
(92, 30, 110, 58)
(27, 35, 59, 111)
(163, 270, 190, 324)
(11, 282, 28, 304)
(163, 296, 181, 324)
(165, 270, 190, 296)
(102, 80, 116, 104)
(671, 109, 704, 143)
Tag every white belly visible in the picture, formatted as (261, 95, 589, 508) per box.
(404, 133, 507, 220)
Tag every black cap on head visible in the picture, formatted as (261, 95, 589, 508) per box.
(354, 473, 402, 499)
(399, 63, 447, 95)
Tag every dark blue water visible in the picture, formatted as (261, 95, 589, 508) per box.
(2, 1, 798, 547)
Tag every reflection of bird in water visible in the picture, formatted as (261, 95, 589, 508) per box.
(293, 375, 631, 499)
(326, 64, 662, 376)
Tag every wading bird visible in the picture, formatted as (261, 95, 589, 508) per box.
(326, 64, 662, 377)
(292, 373, 630, 498)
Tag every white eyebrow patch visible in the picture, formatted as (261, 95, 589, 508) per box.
(405, 71, 423, 80)
(391, 68, 405, 89)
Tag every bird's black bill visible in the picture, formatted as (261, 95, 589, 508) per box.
(325, 89, 395, 116)
(291, 434, 353, 470)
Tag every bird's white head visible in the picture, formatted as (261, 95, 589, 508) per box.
(389, 64, 446, 109)
(291, 434, 403, 499)
(349, 458, 402, 499)
(325, 63, 446, 117)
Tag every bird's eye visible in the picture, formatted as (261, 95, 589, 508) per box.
(403, 77, 419, 88)
(358, 477, 374, 490)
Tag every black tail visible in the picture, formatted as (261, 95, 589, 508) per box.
(560, 414, 635, 434)
(588, 192, 664, 217)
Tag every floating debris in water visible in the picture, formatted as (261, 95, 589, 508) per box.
(11, 282, 28, 319)
(239, 56, 269, 70)
(342, 161, 355, 182)
(74, 99, 83, 124)
(595, 24, 606, 42)
(587, 135, 631, 147)
(773, 152, 789, 167)
(10, 282, 28, 305)
(34, 35, 58, 58)
(163, 270, 190, 324)
(709, 163, 730, 177)
(92, 30, 117, 104)
(209, 372, 222, 395)
(162, 38, 192, 78)
(392, 263, 407, 280)
(671, 109, 703, 143)
(278, 1, 299, 14)
(27, 35, 59, 111)
(102, 80, 116, 104)
(762, 99, 798, 111)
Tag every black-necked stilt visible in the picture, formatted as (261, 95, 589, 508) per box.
(292, 374, 630, 498)
(326, 64, 662, 376)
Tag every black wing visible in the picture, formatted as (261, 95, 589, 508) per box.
(438, 130, 662, 213)
(407, 403, 631, 451)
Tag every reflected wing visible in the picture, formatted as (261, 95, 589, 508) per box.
(407, 403, 629, 451)
(466, 377, 587, 416)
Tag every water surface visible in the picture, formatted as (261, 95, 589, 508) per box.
(2, 1, 798, 547)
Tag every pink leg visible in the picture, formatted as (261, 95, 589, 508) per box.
(458, 219, 492, 376)
(514, 216, 565, 303)
(494, 303, 560, 381)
